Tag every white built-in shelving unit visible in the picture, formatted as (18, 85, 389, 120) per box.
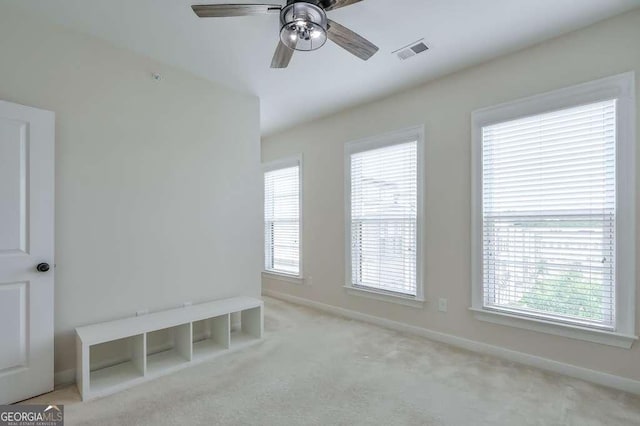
(75, 297, 263, 400)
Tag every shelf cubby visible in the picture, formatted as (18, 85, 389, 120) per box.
(146, 323, 191, 375)
(192, 314, 229, 361)
(230, 306, 263, 349)
(88, 334, 145, 395)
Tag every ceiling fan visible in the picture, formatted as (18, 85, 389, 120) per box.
(191, 0, 379, 68)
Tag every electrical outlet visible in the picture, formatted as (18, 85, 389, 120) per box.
(136, 309, 149, 317)
(438, 298, 448, 313)
(306, 276, 313, 286)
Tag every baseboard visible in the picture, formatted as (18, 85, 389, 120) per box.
(263, 289, 640, 395)
(54, 368, 76, 388)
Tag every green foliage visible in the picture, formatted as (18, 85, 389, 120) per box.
(518, 267, 605, 322)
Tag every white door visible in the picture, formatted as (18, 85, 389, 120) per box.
(0, 100, 55, 404)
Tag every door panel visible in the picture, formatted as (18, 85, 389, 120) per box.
(0, 282, 27, 372)
(0, 100, 54, 404)
(0, 118, 28, 254)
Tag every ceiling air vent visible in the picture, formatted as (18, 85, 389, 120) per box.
(393, 39, 429, 61)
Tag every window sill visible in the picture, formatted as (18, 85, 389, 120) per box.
(262, 271, 304, 285)
(470, 307, 637, 349)
(344, 285, 424, 308)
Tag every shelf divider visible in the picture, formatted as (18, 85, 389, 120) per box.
(133, 333, 146, 376)
(175, 323, 193, 362)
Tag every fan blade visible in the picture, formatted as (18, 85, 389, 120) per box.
(192, 4, 281, 18)
(271, 40, 294, 69)
(324, 0, 363, 11)
(327, 20, 379, 61)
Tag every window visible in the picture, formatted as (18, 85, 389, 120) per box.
(472, 73, 636, 348)
(264, 157, 301, 277)
(346, 127, 424, 302)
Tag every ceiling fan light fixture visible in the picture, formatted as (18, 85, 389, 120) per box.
(279, 3, 328, 52)
(191, 1, 379, 68)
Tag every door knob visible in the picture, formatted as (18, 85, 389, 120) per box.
(36, 263, 50, 272)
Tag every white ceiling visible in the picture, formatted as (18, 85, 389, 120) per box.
(8, 0, 640, 135)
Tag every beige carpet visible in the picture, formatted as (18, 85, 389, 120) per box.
(25, 297, 640, 425)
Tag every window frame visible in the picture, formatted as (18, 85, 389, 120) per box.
(263, 155, 303, 282)
(344, 126, 425, 307)
(471, 73, 637, 348)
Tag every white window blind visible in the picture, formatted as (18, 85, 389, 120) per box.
(350, 141, 418, 296)
(264, 164, 300, 276)
(482, 100, 616, 329)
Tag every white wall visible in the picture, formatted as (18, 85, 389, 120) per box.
(263, 9, 640, 381)
(0, 5, 262, 376)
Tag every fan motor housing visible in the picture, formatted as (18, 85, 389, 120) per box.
(286, 0, 345, 10)
(287, 0, 330, 6)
